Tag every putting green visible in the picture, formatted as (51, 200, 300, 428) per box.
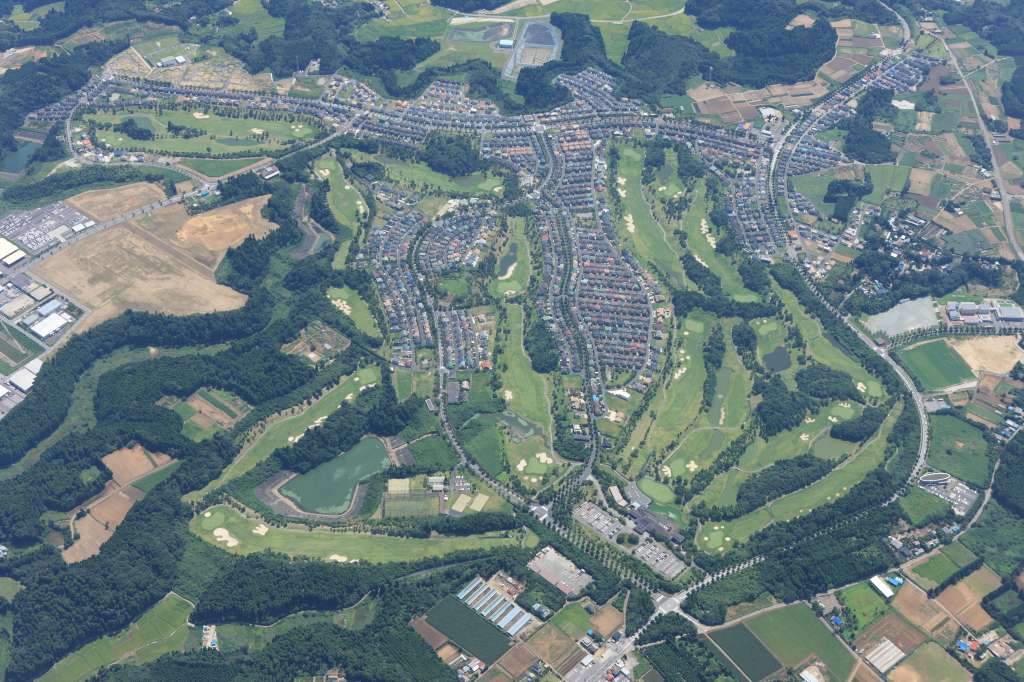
(755, 320, 779, 336)
(685, 319, 705, 332)
(705, 530, 724, 548)
(638, 477, 675, 504)
(866, 380, 883, 397)
(831, 404, 855, 419)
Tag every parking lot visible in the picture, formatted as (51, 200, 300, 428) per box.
(0, 203, 90, 254)
(574, 501, 624, 539)
(921, 477, 979, 515)
(574, 502, 687, 578)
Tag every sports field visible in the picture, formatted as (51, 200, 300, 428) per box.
(424, 595, 513, 664)
(38, 594, 192, 682)
(551, 603, 594, 639)
(708, 623, 782, 682)
(899, 340, 975, 390)
(191, 505, 517, 560)
(747, 604, 855, 681)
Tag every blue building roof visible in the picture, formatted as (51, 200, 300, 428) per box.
(831, 616, 843, 625)
(887, 577, 904, 586)
(957, 640, 970, 652)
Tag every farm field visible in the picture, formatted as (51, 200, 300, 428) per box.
(927, 414, 992, 487)
(37, 594, 192, 682)
(183, 365, 381, 501)
(424, 595, 513, 665)
(907, 553, 959, 589)
(708, 623, 782, 682)
(191, 505, 517, 560)
(888, 642, 971, 682)
(177, 157, 265, 178)
(941, 541, 978, 568)
(960, 500, 1024, 578)
(746, 604, 855, 681)
(85, 109, 320, 155)
(898, 340, 975, 390)
(32, 223, 248, 332)
(231, 0, 286, 38)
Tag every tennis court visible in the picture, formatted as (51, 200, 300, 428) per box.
(383, 492, 440, 517)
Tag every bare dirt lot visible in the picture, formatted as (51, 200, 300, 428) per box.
(32, 224, 248, 331)
(101, 444, 171, 486)
(894, 582, 942, 629)
(528, 623, 575, 666)
(186, 391, 241, 427)
(949, 336, 1024, 375)
(410, 616, 448, 649)
(908, 169, 935, 195)
(589, 604, 624, 638)
(853, 612, 927, 653)
(63, 486, 143, 563)
(63, 182, 167, 222)
(496, 643, 540, 678)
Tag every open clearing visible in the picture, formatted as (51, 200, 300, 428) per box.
(101, 444, 173, 486)
(63, 182, 167, 222)
(527, 623, 575, 666)
(191, 505, 518, 560)
(948, 335, 1024, 375)
(746, 604, 855, 681)
(64, 484, 145, 563)
(32, 223, 247, 331)
(888, 642, 971, 682)
(893, 581, 954, 641)
(588, 603, 624, 638)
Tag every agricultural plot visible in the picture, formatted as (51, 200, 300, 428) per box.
(191, 505, 517, 560)
(281, 320, 350, 363)
(936, 565, 1000, 631)
(551, 603, 594, 639)
(941, 542, 978, 568)
(839, 582, 890, 637)
(230, 0, 285, 38)
(907, 553, 959, 589)
(37, 594, 192, 682)
(888, 642, 971, 682)
(747, 604, 855, 681)
(960, 501, 1024, 578)
(898, 340, 975, 390)
(853, 611, 926, 655)
(708, 624, 782, 682)
(424, 595, 513, 665)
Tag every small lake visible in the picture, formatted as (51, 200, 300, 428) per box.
(822, 332, 853, 358)
(0, 142, 41, 174)
(487, 409, 545, 444)
(699, 429, 726, 462)
(454, 174, 485, 187)
(763, 345, 792, 372)
(279, 437, 390, 514)
(498, 242, 518, 278)
(122, 115, 156, 132)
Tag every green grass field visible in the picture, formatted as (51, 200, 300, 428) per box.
(183, 366, 381, 502)
(806, 334, 880, 396)
(316, 155, 365, 264)
(747, 604, 856, 681)
(501, 305, 551, 430)
(489, 219, 530, 297)
(683, 179, 759, 302)
(960, 500, 1024, 578)
(890, 642, 971, 682)
(394, 368, 434, 401)
(909, 553, 959, 589)
(638, 477, 674, 504)
(0, 577, 22, 601)
(38, 594, 192, 682)
(899, 340, 975, 390)
(231, 0, 285, 38)
(645, 313, 709, 458)
(863, 165, 912, 205)
(327, 286, 380, 338)
(928, 414, 992, 487)
(838, 582, 889, 637)
(940, 541, 978, 568)
(193, 505, 517, 560)
(177, 157, 263, 178)
(86, 109, 319, 155)
(899, 486, 951, 525)
(347, 150, 502, 195)
(551, 603, 594, 639)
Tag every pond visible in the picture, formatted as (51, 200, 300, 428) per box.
(279, 437, 390, 514)
(763, 345, 792, 372)
(823, 332, 853, 358)
(498, 242, 518, 279)
(486, 409, 545, 444)
(454, 174, 485, 187)
(812, 436, 854, 460)
(699, 429, 726, 462)
(122, 115, 155, 132)
(0, 142, 41, 174)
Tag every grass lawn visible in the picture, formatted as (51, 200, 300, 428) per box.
(927, 414, 992, 487)
(177, 157, 263, 178)
(612, 145, 686, 286)
(0, 577, 23, 601)
(769, 403, 900, 523)
(37, 593, 192, 682)
(394, 368, 434, 401)
(86, 109, 319, 155)
(645, 313, 710, 456)
(890, 642, 971, 682)
(683, 179, 759, 302)
(959, 500, 1024, 578)
(192, 505, 517, 559)
(838, 582, 889, 637)
(327, 286, 380, 338)
(500, 305, 551, 432)
(316, 156, 365, 234)
(551, 603, 594, 639)
(941, 541, 978, 568)
(747, 604, 856, 681)
(899, 340, 975, 390)
(183, 365, 381, 502)
(899, 486, 951, 525)
(347, 150, 502, 196)
(908, 554, 959, 589)
(229, 0, 285, 38)
(806, 335, 879, 396)
(416, 38, 509, 71)
(862, 165, 912, 205)
(638, 477, 674, 504)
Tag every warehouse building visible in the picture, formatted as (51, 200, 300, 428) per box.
(869, 575, 894, 599)
(865, 638, 905, 672)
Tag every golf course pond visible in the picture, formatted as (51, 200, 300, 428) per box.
(763, 345, 792, 372)
(279, 438, 390, 514)
(498, 242, 518, 278)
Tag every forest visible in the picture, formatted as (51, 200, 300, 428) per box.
(708, 453, 837, 521)
(417, 133, 487, 179)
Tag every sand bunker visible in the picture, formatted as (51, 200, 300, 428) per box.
(329, 554, 348, 562)
(661, 465, 671, 476)
(617, 177, 626, 185)
(498, 262, 518, 280)
(251, 128, 264, 134)
(204, 511, 212, 517)
(624, 214, 635, 233)
(617, 189, 626, 198)
(800, 433, 810, 441)
(686, 460, 698, 472)
(700, 218, 717, 248)
(331, 297, 354, 315)
(193, 112, 210, 119)
(694, 255, 709, 267)
(504, 390, 514, 400)
(517, 459, 528, 471)
(253, 523, 269, 535)
(536, 452, 553, 464)
(213, 528, 239, 547)
(828, 416, 838, 422)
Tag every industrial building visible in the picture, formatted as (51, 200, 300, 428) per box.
(920, 472, 951, 486)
